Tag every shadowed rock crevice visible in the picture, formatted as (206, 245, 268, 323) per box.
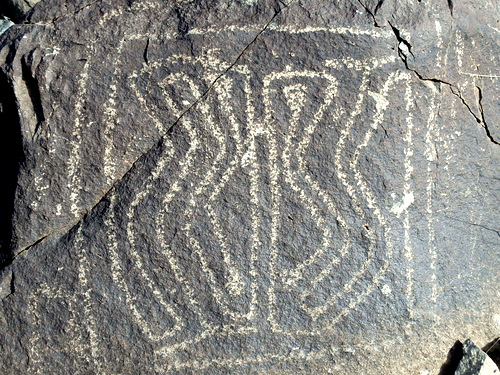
(0, 69, 23, 269)
(357, 0, 381, 27)
(447, 0, 454, 16)
(476, 86, 499, 145)
(19, 53, 45, 140)
(0, 0, 40, 23)
(439, 341, 464, 375)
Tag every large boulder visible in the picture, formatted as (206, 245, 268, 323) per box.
(0, 0, 499, 373)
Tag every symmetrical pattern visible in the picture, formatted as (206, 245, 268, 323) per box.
(3, 1, 498, 374)
(27, 18, 429, 373)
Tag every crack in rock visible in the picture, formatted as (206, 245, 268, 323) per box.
(389, 22, 499, 147)
(357, 0, 381, 28)
(0, 270, 13, 300)
(1, 0, 295, 270)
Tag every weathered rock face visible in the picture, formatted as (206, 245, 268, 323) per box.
(0, 0, 499, 373)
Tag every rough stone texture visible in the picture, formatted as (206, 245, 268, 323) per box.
(0, 269, 12, 300)
(0, 0, 499, 373)
(455, 339, 500, 375)
(0, 0, 41, 22)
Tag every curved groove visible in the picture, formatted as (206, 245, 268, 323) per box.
(122, 72, 208, 341)
(314, 70, 401, 323)
(67, 59, 90, 218)
(328, 71, 409, 326)
(262, 70, 337, 329)
(204, 74, 249, 298)
(299, 58, 389, 310)
(282, 75, 342, 287)
(180, 99, 240, 318)
(401, 79, 416, 317)
(179, 84, 256, 322)
(154, 117, 212, 331)
(308, 67, 372, 321)
(102, 37, 126, 185)
(112, 71, 206, 341)
(125, 111, 195, 337)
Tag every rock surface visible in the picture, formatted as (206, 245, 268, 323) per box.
(0, 0, 41, 22)
(0, 0, 499, 373)
(0, 18, 13, 35)
(455, 339, 500, 375)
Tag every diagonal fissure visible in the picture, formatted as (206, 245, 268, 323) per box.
(3, 0, 295, 269)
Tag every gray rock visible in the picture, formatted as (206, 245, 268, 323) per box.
(0, 270, 12, 300)
(455, 339, 500, 375)
(0, 0, 499, 373)
(0, 17, 13, 36)
(0, 0, 41, 23)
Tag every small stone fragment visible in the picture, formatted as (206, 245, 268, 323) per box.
(455, 339, 500, 375)
(0, 17, 13, 36)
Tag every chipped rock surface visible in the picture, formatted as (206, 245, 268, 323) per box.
(455, 340, 500, 375)
(0, 0, 499, 373)
(0, 18, 14, 35)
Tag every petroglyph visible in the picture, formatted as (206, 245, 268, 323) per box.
(2, 0, 499, 374)
(22, 19, 420, 369)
